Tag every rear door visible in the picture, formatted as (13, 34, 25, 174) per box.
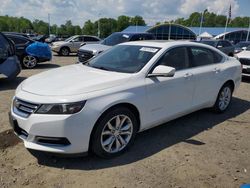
(187, 46, 224, 108)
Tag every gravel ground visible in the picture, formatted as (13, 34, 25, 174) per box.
(0, 54, 250, 188)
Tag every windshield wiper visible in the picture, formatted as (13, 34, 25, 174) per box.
(91, 65, 110, 71)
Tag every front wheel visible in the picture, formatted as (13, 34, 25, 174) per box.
(213, 84, 233, 113)
(22, 55, 37, 69)
(92, 107, 138, 158)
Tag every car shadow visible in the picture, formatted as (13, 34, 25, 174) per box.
(242, 76, 250, 83)
(0, 76, 26, 91)
(34, 63, 60, 69)
(29, 97, 250, 170)
(53, 54, 78, 57)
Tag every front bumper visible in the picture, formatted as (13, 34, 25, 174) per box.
(9, 98, 98, 154)
(242, 65, 250, 76)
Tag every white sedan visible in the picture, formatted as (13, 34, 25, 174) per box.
(10, 41, 242, 158)
(236, 45, 250, 76)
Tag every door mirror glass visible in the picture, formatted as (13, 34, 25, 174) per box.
(148, 65, 175, 77)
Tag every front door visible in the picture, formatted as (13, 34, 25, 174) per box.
(145, 47, 195, 128)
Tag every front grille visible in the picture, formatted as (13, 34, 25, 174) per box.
(13, 98, 40, 118)
(239, 58, 250, 66)
(78, 50, 94, 62)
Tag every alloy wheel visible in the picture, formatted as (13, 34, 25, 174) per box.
(101, 115, 133, 153)
(23, 55, 37, 68)
(218, 86, 231, 111)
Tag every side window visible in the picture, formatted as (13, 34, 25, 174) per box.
(144, 35, 154, 40)
(189, 47, 220, 67)
(8, 36, 27, 45)
(130, 35, 144, 41)
(84, 37, 99, 42)
(222, 41, 232, 47)
(157, 47, 189, 70)
(73, 37, 80, 42)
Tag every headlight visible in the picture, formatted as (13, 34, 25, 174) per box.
(36, 101, 86, 114)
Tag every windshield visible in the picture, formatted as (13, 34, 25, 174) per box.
(87, 45, 160, 73)
(199, 41, 216, 47)
(101, 33, 131, 46)
(64, 36, 75, 42)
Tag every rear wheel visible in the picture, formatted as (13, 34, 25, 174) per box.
(22, 55, 37, 69)
(92, 107, 138, 158)
(213, 83, 233, 113)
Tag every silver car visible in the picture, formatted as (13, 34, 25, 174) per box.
(51, 35, 101, 56)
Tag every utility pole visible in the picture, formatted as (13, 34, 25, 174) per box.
(98, 13, 101, 38)
(246, 17, 250, 42)
(48, 13, 51, 36)
(199, 9, 207, 36)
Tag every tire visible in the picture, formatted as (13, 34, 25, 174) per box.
(60, 47, 70, 56)
(22, 55, 37, 69)
(213, 83, 233, 113)
(91, 107, 138, 158)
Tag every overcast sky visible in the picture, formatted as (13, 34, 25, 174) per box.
(0, 0, 249, 26)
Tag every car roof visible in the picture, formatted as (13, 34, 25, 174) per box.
(120, 40, 227, 51)
(5, 33, 34, 42)
(113, 32, 153, 35)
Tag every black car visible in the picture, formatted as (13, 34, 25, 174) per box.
(0, 32, 21, 79)
(196, 39, 235, 56)
(5, 34, 51, 69)
(234, 41, 250, 54)
(78, 32, 155, 62)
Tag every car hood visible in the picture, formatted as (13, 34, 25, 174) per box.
(52, 41, 67, 46)
(237, 50, 250, 59)
(79, 44, 111, 54)
(21, 64, 132, 96)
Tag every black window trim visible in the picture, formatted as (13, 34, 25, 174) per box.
(146, 45, 225, 76)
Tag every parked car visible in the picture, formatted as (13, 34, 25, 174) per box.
(9, 41, 241, 158)
(236, 45, 250, 76)
(234, 41, 250, 54)
(2, 32, 29, 38)
(51, 35, 101, 56)
(0, 32, 21, 79)
(78, 32, 155, 62)
(5, 34, 52, 69)
(196, 39, 235, 56)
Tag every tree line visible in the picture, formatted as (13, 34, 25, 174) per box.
(0, 12, 249, 38)
(0, 15, 145, 38)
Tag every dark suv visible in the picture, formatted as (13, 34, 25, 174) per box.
(78, 32, 155, 62)
(196, 39, 235, 56)
(5, 33, 51, 68)
(0, 32, 21, 79)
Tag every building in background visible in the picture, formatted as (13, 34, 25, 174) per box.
(123, 25, 249, 44)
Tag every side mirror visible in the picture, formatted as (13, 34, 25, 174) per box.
(80, 42, 86, 47)
(242, 47, 247, 51)
(148, 65, 175, 77)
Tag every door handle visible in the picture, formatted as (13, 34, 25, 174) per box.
(213, 68, 221, 74)
(184, 73, 193, 79)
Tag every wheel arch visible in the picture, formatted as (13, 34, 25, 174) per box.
(222, 79, 235, 92)
(60, 45, 71, 53)
(88, 102, 141, 152)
